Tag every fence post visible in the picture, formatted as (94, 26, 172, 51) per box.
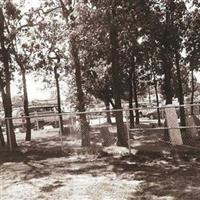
(58, 113, 64, 152)
(69, 113, 72, 135)
(6, 118, 13, 152)
(69, 106, 73, 134)
(34, 111, 39, 130)
(125, 110, 131, 155)
(99, 112, 101, 126)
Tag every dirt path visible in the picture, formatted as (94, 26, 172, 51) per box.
(1, 150, 200, 200)
(0, 154, 142, 200)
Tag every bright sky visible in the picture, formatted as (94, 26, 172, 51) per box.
(11, 0, 54, 101)
(11, 74, 52, 100)
(11, 72, 68, 101)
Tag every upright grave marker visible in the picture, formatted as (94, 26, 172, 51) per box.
(100, 126, 115, 147)
(165, 105, 183, 145)
(186, 116, 198, 138)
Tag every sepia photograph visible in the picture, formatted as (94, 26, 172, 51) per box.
(0, 0, 200, 199)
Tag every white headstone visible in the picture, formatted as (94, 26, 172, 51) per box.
(165, 105, 183, 145)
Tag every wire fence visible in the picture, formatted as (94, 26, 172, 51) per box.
(1, 103, 200, 152)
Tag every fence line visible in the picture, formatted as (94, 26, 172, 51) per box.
(3, 103, 200, 152)
(130, 125, 200, 132)
(159, 139, 200, 151)
(4, 104, 200, 119)
(3, 103, 200, 121)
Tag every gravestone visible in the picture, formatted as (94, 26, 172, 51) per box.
(100, 126, 115, 147)
(186, 116, 198, 138)
(63, 126, 71, 136)
(165, 106, 183, 145)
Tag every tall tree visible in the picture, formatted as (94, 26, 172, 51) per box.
(0, 4, 17, 148)
(185, 8, 200, 114)
(169, 0, 188, 127)
(31, 5, 68, 135)
(14, 53, 32, 140)
(108, 1, 128, 147)
(5, 2, 42, 141)
(58, 0, 91, 146)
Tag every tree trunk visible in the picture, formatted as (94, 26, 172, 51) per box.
(162, 53, 173, 140)
(175, 52, 186, 127)
(175, 52, 190, 144)
(0, 8, 17, 148)
(128, 66, 134, 128)
(132, 57, 140, 125)
(71, 41, 90, 147)
(162, 6, 173, 105)
(162, 5, 174, 141)
(59, 0, 90, 146)
(0, 124, 5, 147)
(4, 71, 16, 148)
(21, 68, 32, 141)
(0, 85, 16, 148)
(153, 72, 161, 126)
(190, 67, 195, 115)
(12, 46, 31, 141)
(109, 2, 128, 147)
(163, 56, 173, 104)
(54, 65, 64, 136)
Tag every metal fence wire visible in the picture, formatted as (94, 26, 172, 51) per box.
(2, 103, 200, 152)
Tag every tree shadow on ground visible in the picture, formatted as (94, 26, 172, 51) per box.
(0, 150, 30, 164)
(40, 181, 65, 193)
(2, 125, 200, 199)
(109, 149, 200, 200)
(21, 156, 110, 181)
(0, 148, 67, 165)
